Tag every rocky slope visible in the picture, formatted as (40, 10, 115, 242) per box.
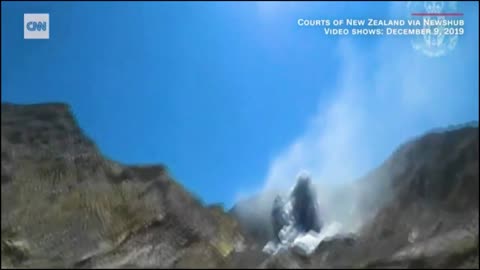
(1, 103, 245, 268)
(232, 125, 479, 268)
(1, 102, 478, 269)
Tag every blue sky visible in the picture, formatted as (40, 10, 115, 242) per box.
(2, 2, 478, 208)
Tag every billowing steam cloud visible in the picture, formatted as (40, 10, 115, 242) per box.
(235, 1, 478, 239)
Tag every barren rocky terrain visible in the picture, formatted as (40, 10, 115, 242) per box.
(1, 103, 245, 268)
(1, 102, 478, 268)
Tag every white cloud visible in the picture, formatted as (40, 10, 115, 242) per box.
(263, 39, 371, 191)
(251, 4, 479, 237)
(262, 1, 478, 194)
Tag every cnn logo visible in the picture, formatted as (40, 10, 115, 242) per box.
(24, 13, 49, 39)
